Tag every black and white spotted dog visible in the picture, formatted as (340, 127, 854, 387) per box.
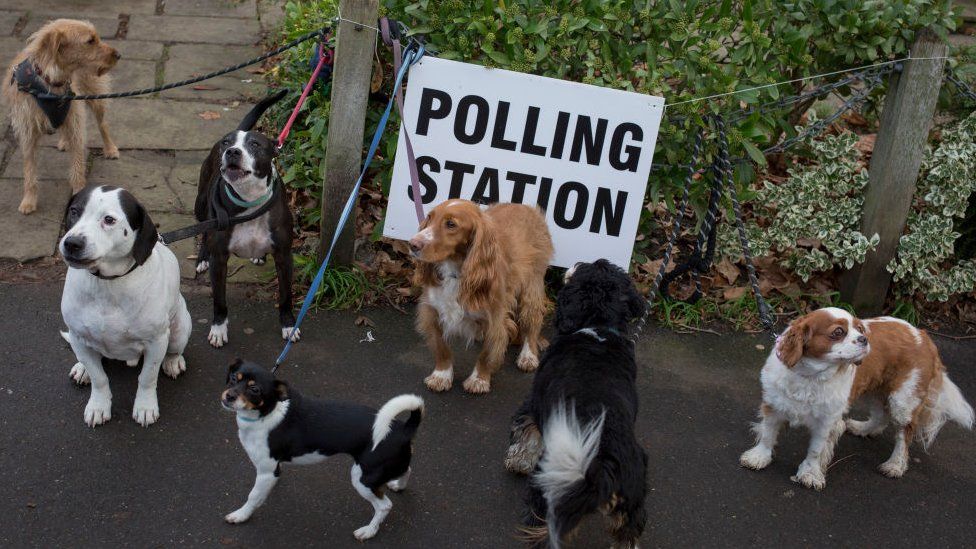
(60, 185, 191, 427)
(505, 259, 648, 548)
(221, 360, 424, 541)
(194, 90, 298, 348)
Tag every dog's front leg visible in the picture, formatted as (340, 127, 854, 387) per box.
(67, 339, 112, 426)
(791, 417, 844, 491)
(418, 304, 454, 392)
(740, 404, 785, 470)
(63, 106, 87, 191)
(226, 460, 279, 523)
(505, 398, 543, 475)
(86, 99, 119, 159)
(17, 128, 41, 214)
(132, 334, 168, 426)
(463, 319, 506, 394)
(208, 246, 230, 348)
(272, 239, 299, 342)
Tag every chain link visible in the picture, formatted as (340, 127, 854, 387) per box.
(945, 65, 976, 104)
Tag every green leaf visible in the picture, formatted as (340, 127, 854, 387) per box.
(742, 140, 768, 167)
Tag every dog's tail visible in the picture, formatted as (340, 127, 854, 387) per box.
(920, 370, 974, 448)
(371, 394, 424, 450)
(531, 402, 607, 548)
(236, 89, 288, 132)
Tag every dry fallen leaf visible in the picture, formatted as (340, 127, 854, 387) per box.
(198, 111, 221, 120)
(715, 258, 740, 285)
(355, 315, 375, 327)
(723, 286, 748, 300)
(856, 134, 876, 154)
(192, 84, 218, 91)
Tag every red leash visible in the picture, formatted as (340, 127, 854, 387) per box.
(277, 38, 333, 149)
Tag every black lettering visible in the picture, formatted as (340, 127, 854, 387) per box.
(407, 156, 440, 204)
(609, 123, 643, 172)
(443, 161, 475, 198)
(520, 106, 547, 156)
(589, 188, 627, 236)
(454, 95, 489, 145)
(490, 101, 517, 151)
(569, 116, 608, 166)
(507, 171, 536, 203)
(550, 112, 571, 159)
(416, 88, 452, 136)
(537, 177, 554, 211)
(472, 168, 500, 204)
(553, 181, 588, 229)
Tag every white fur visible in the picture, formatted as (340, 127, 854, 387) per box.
(226, 400, 290, 523)
(351, 464, 393, 540)
(867, 316, 923, 346)
(575, 328, 606, 342)
(534, 402, 606, 543)
(920, 374, 975, 448)
(371, 394, 424, 450)
(208, 320, 229, 348)
(888, 369, 921, 426)
(516, 341, 539, 371)
(423, 261, 482, 345)
(60, 188, 191, 427)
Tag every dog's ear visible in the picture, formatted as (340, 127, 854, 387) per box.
(776, 320, 810, 367)
(626, 287, 647, 322)
(130, 201, 158, 266)
(554, 284, 586, 334)
(274, 380, 290, 400)
(61, 188, 86, 233)
(227, 359, 244, 380)
(459, 213, 502, 312)
(32, 27, 65, 66)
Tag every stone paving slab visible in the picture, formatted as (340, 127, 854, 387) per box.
(0, 9, 23, 35)
(257, 0, 284, 32)
(0, 0, 158, 16)
(171, 150, 204, 209)
(2, 147, 77, 180)
(107, 59, 158, 93)
(162, 43, 265, 101)
(127, 15, 261, 45)
(104, 39, 164, 62)
(162, 0, 257, 18)
(87, 150, 189, 213)
(0, 36, 26, 60)
(80, 99, 252, 150)
(0, 178, 70, 261)
(21, 14, 120, 39)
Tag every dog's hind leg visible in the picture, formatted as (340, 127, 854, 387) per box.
(351, 464, 393, 540)
(16, 127, 41, 214)
(195, 235, 210, 274)
(63, 106, 87, 192)
(86, 99, 119, 159)
(272, 238, 299, 342)
(162, 295, 191, 379)
(505, 399, 543, 475)
(515, 277, 547, 373)
(386, 467, 411, 492)
(132, 333, 168, 426)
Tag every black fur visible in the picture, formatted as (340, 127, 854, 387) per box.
(223, 360, 421, 487)
(62, 185, 158, 266)
(194, 92, 296, 332)
(510, 259, 648, 547)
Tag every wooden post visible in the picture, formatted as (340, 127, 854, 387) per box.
(840, 29, 946, 315)
(318, 0, 379, 264)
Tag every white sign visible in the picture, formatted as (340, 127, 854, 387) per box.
(384, 56, 664, 269)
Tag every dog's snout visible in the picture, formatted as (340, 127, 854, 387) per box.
(112, 49, 121, 61)
(222, 389, 237, 403)
(408, 236, 425, 254)
(856, 335, 868, 346)
(62, 235, 85, 256)
(225, 148, 242, 160)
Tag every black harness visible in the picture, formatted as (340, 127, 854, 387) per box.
(12, 59, 73, 128)
(159, 173, 280, 244)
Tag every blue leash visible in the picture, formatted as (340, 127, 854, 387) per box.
(275, 43, 425, 370)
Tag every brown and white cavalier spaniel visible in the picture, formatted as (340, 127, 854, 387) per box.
(409, 199, 554, 394)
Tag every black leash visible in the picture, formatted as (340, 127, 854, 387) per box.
(30, 27, 330, 101)
(159, 176, 280, 245)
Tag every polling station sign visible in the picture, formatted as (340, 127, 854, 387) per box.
(384, 56, 664, 269)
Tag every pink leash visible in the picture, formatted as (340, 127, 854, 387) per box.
(277, 39, 332, 149)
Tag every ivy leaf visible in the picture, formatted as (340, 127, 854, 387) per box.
(742, 140, 768, 167)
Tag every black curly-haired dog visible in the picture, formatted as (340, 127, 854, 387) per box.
(504, 259, 649, 548)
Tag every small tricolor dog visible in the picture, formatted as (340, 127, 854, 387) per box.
(221, 360, 424, 540)
(505, 260, 648, 548)
(741, 307, 974, 489)
(60, 185, 191, 427)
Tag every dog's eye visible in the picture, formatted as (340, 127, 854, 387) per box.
(248, 385, 260, 394)
(87, 36, 96, 45)
(69, 206, 80, 218)
(103, 215, 116, 226)
(445, 219, 456, 229)
(831, 327, 845, 339)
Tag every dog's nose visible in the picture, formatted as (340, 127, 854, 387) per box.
(409, 236, 425, 254)
(62, 235, 85, 256)
(112, 50, 121, 60)
(223, 391, 236, 403)
(856, 335, 868, 346)
(225, 148, 242, 160)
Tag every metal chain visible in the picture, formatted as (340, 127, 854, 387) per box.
(31, 27, 330, 101)
(945, 65, 976, 103)
(714, 115, 776, 335)
(632, 127, 705, 342)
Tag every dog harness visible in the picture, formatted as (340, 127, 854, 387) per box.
(574, 326, 623, 342)
(11, 59, 73, 128)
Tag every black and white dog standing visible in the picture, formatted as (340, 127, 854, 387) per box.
(194, 90, 298, 347)
(60, 185, 191, 427)
(504, 260, 648, 548)
(221, 360, 424, 540)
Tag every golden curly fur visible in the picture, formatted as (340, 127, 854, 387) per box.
(409, 200, 554, 394)
(3, 19, 120, 214)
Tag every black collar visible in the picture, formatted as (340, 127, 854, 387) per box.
(12, 59, 73, 128)
(91, 261, 140, 280)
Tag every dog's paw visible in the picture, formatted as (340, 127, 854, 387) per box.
(208, 321, 229, 348)
(250, 257, 266, 266)
(281, 326, 301, 342)
(18, 197, 37, 215)
(354, 524, 380, 541)
(516, 348, 538, 373)
(878, 458, 908, 478)
(462, 373, 491, 394)
(424, 368, 453, 392)
(162, 355, 186, 379)
(224, 508, 252, 524)
(845, 418, 885, 438)
(505, 442, 542, 475)
(103, 146, 120, 160)
(69, 362, 91, 385)
(84, 393, 112, 427)
(791, 465, 826, 491)
(132, 391, 160, 427)
(195, 260, 209, 274)
(739, 446, 773, 470)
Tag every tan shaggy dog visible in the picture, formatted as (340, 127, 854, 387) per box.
(3, 19, 120, 214)
(409, 200, 554, 394)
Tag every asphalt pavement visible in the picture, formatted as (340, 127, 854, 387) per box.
(1, 282, 974, 548)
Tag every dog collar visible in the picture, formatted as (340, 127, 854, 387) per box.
(91, 261, 140, 280)
(237, 414, 260, 423)
(575, 326, 622, 342)
(12, 59, 72, 128)
(223, 180, 274, 209)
